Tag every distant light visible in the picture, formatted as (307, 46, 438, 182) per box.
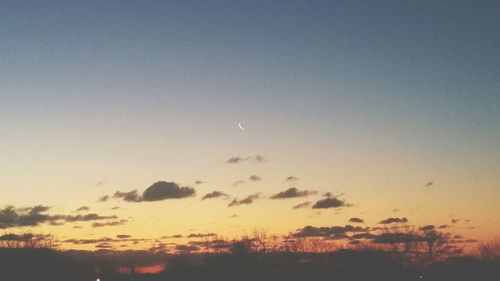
(96, 279, 100, 281)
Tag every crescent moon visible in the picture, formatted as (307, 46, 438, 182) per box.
(238, 122, 245, 130)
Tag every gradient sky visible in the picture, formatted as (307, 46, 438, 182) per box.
(1, 1, 499, 250)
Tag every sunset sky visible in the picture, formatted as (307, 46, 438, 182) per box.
(1, 1, 499, 251)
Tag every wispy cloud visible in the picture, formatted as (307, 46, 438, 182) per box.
(226, 155, 266, 164)
(202, 191, 230, 200)
(379, 217, 408, 224)
(249, 175, 262, 182)
(292, 201, 312, 209)
(228, 193, 261, 207)
(270, 188, 316, 199)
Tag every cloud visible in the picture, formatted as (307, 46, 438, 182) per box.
(76, 206, 90, 212)
(117, 234, 131, 239)
(286, 176, 298, 182)
(226, 156, 249, 164)
(373, 232, 417, 244)
(143, 181, 195, 201)
(226, 155, 266, 164)
(98, 195, 110, 202)
(202, 191, 229, 200)
(228, 193, 261, 207)
(270, 187, 316, 199)
(194, 180, 205, 185)
(92, 219, 128, 228)
(162, 234, 183, 239)
(0, 205, 50, 228)
(420, 225, 435, 231)
(187, 233, 217, 238)
(425, 181, 433, 187)
(451, 218, 460, 224)
(292, 201, 312, 209)
(312, 197, 348, 209)
(62, 213, 118, 222)
(293, 225, 369, 238)
(379, 217, 408, 224)
(0, 233, 34, 241)
(110, 181, 196, 203)
(113, 190, 142, 202)
(349, 217, 364, 223)
(175, 244, 200, 253)
(0, 205, 123, 229)
(249, 175, 261, 182)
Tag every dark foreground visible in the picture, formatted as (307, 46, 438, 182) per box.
(1, 248, 499, 281)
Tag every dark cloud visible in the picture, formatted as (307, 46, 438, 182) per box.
(249, 175, 262, 182)
(312, 197, 347, 209)
(143, 181, 195, 201)
(425, 181, 433, 187)
(420, 225, 436, 231)
(111, 206, 120, 210)
(162, 234, 183, 239)
(76, 206, 90, 212)
(228, 193, 261, 207)
(226, 156, 249, 164)
(175, 244, 200, 253)
(92, 219, 127, 228)
(62, 213, 118, 222)
(0, 205, 50, 228)
(113, 190, 142, 202)
(374, 232, 418, 244)
(194, 180, 205, 185)
(293, 225, 369, 238)
(226, 155, 266, 164)
(202, 191, 229, 200)
(98, 195, 110, 202)
(349, 217, 364, 223)
(95, 242, 114, 249)
(187, 233, 217, 238)
(292, 201, 312, 209)
(451, 218, 460, 224)
(270, 187, 316, 199)
(110, 181, 196, 203)
(0, 205, 122, 229)
(438, 224, 449, 229)
(63, 237, 113, 245)
(379, 217, 408, 224)
(286, 176, 298, 182)
(393, 208, 400, 213)
(116, 234, 131, 239)
(0, 233, 33, 241)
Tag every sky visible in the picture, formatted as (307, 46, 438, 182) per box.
(1, 1, 499, 251)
